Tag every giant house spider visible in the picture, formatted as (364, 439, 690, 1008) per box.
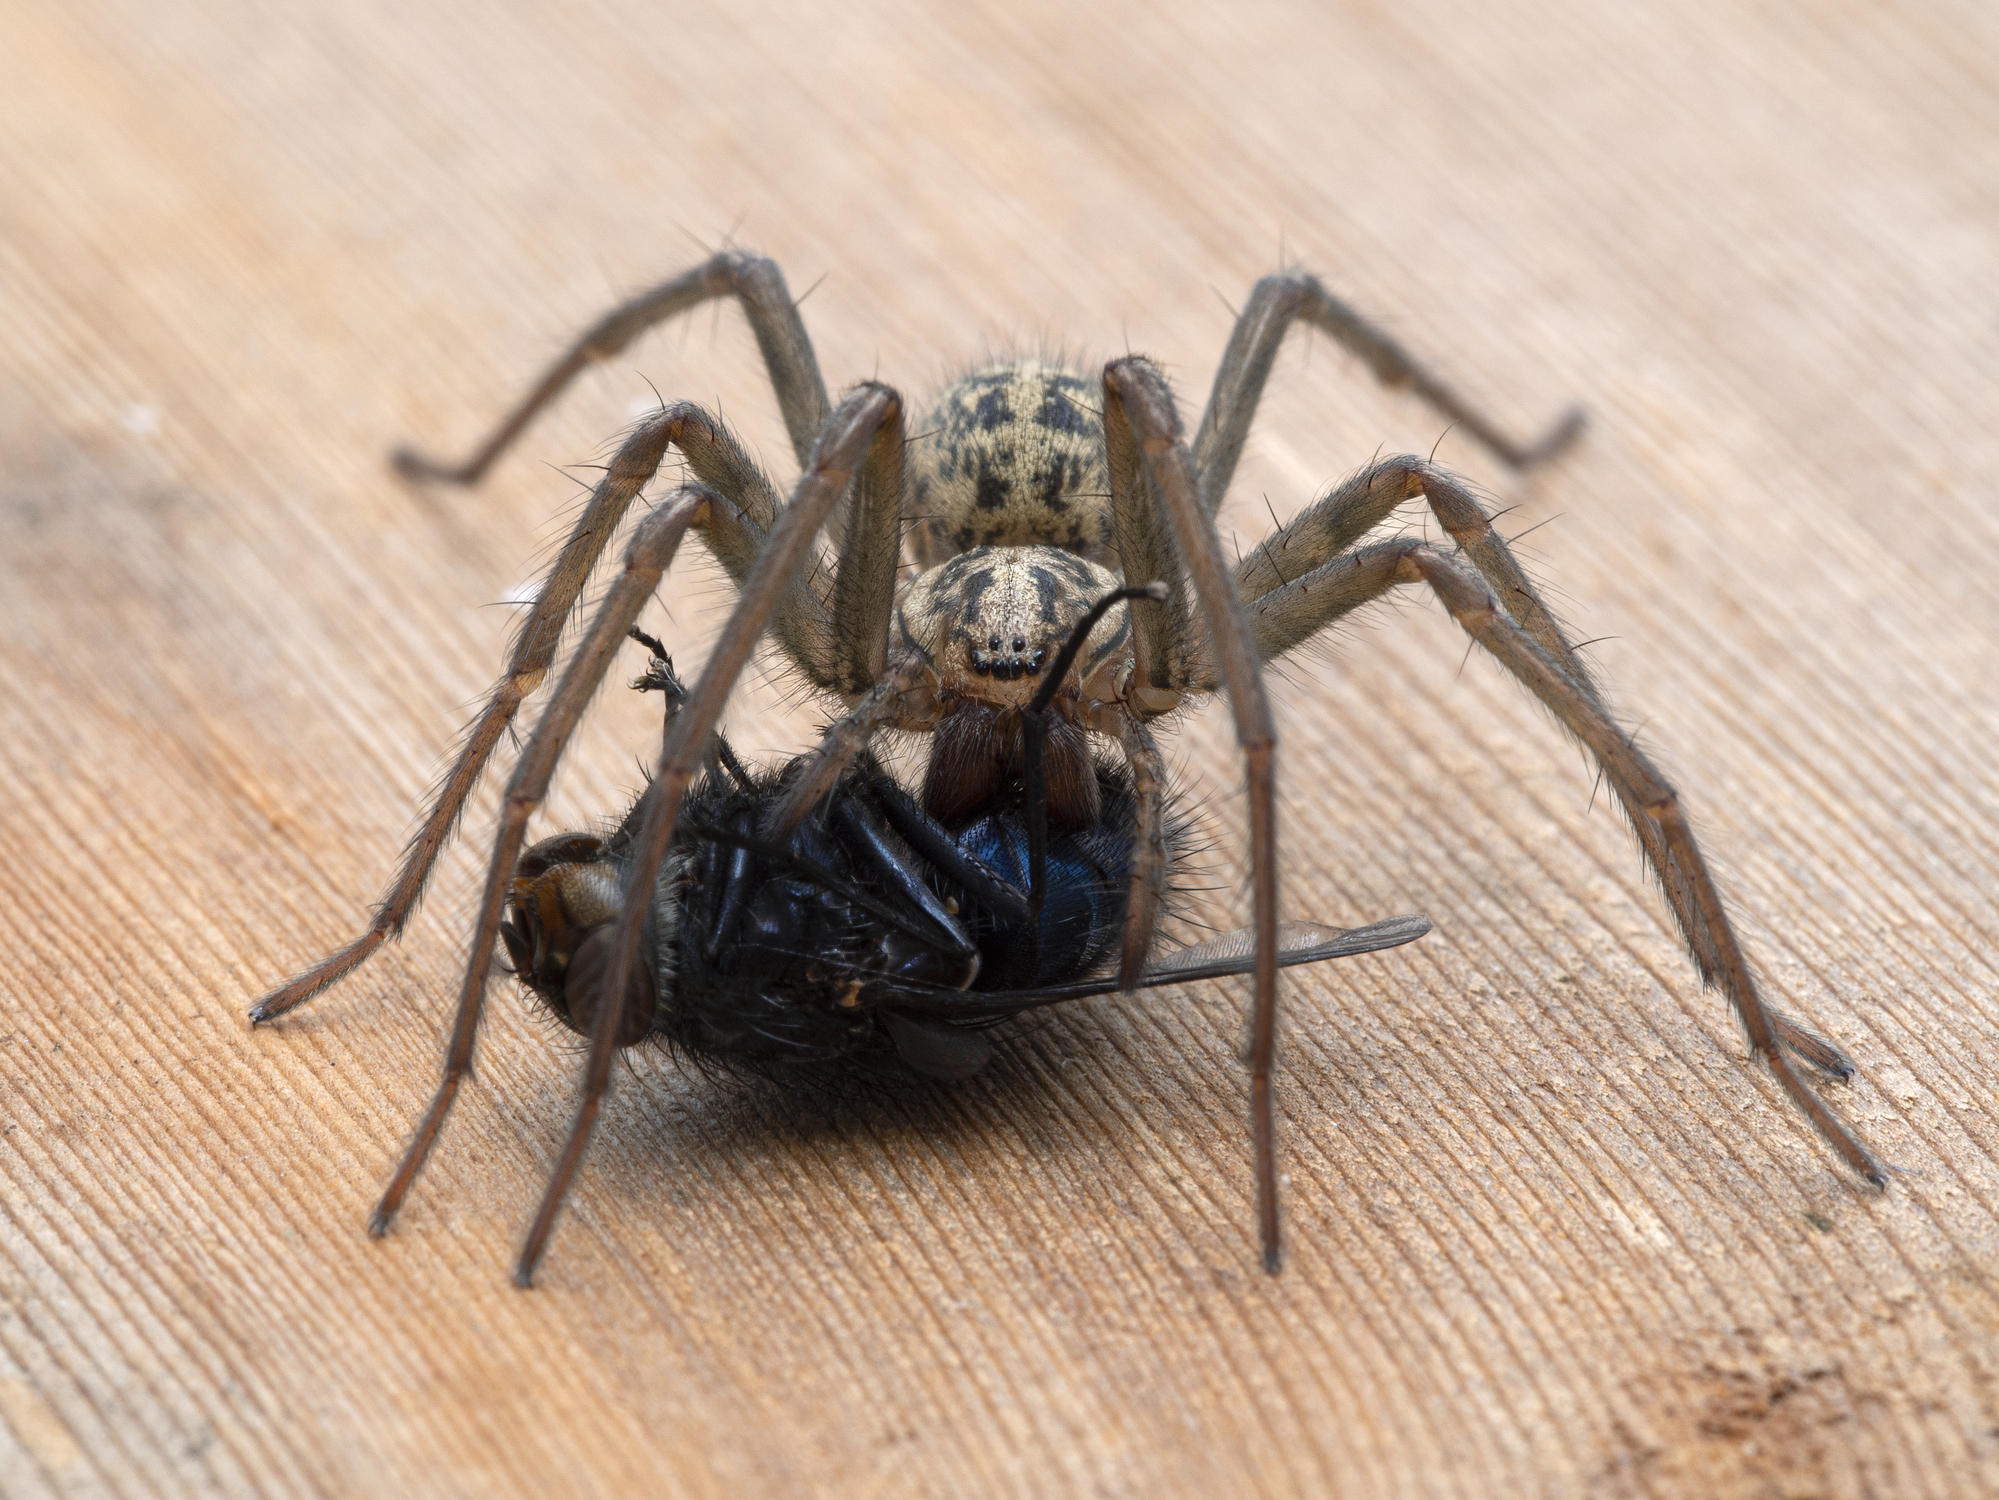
(249, 252, 1883, 1284)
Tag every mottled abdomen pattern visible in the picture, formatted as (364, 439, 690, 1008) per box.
(907, 362, 1112, 566)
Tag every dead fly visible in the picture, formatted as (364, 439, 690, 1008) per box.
(511, 627, 1424, 1118)
(249, 252, 1883, 1284)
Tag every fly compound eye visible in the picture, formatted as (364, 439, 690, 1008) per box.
(513, 831, 603, 881)
(499, 910, 535, 977)
(557, 923, 657, 1048)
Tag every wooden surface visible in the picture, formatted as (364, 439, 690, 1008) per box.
(4, 1, 1997, 1495)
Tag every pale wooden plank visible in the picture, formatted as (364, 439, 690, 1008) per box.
(2, 1, 1995, 1495)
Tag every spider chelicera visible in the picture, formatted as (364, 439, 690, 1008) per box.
(249, 250, 1884, 1284)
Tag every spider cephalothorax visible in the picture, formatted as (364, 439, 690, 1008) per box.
(250, 249, 1886, 1285)
(898, 539, 1131, 827)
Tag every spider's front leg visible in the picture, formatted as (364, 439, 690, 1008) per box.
(369, 484, 720, 1238)
(355, 382, 907, 1282)
(393, 250, 832, 485)
(515, 382, 906, 1287)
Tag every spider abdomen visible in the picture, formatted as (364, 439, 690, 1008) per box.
(907, 362, 1112, 565)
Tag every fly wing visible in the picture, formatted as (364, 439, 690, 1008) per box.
(906, 914, 1432, 1015)
(1129, 915, 1433, 989)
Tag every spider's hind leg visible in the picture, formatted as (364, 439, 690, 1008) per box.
(1218, 458, 1879, 1178)
(1401, 544, 1884, 1185)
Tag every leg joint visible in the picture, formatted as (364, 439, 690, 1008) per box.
(1408, 463, 1492, 537)
(1248, 268, 1315, 314)
(714, 248, 781, 294)
(1367, 453, 1427, 495)
(1403, 547, 1500, 623)
(603, 403, 721, 489)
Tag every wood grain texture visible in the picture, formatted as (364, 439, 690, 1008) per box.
(4, 1, 1997, 1494)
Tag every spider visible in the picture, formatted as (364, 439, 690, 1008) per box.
(249, 250, 1884, 1283)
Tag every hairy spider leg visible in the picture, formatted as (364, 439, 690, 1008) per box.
(1219, 499, 1882, 1178)
(1102, 357, 1291, 1270)
(370, 485, 715, 1235)
(361, 388, 902, 1260)
(393, 250, 831, 485)
(515, 384, 904, 1286)
(251, 400, 853, 1022)
(1191, 266, 1586, 516)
